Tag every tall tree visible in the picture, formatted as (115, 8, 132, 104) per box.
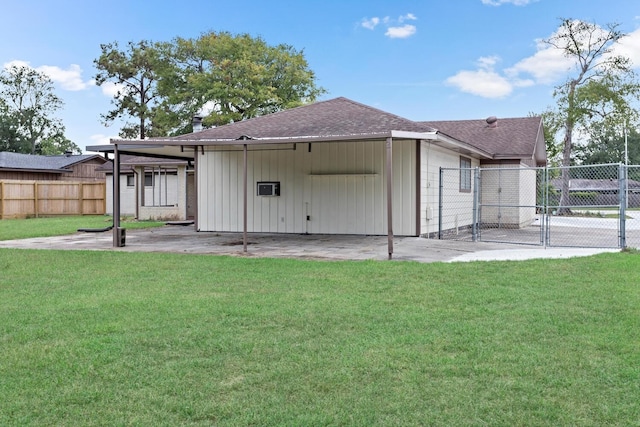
(0, 65, 79, 154)
(95, 32, 325, 137)
(543, 19, 640, 212)
(157, 31, 325, 133)
(94, 40, 162, 139)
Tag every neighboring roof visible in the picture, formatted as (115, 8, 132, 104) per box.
(0, 151, 107, 173)
(95, 155, 188, 173)
(550, 178, 640, 191)
(173, 97, 436, 141)
(422, 116, 546, 165)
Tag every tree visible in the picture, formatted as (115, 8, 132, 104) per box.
(543, 19, 640, 213)
(0, 65, 79, 154)
(94, 40, 163, 139)
(575, 122, 640, 166)
(95, 32, 325, 138)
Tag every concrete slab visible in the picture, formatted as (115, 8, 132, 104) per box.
(0, 224, 620, 263)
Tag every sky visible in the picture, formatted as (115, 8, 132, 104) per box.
(1, 0, 640, 153)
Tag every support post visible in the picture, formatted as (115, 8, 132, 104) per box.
(243, 144, 248, 253)
(386, 137, 393, 260)
(193, 146, 199, 230)
(112, 144, 122, 247)
(620, 163, 627, 249)
(472, 167, 479, 242)
(438, 167, 443, 239)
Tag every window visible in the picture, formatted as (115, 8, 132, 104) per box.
(460, 157, 472, 192)
(144, 172, 154, 187)
(126, 175, 135, 187)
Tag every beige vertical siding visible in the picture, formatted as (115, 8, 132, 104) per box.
(419, 142, 479, 236)
(198, 139, 418, 235)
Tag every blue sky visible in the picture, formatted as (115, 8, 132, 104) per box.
(2, 0, 639, 152)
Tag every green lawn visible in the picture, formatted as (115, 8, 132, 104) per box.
(1, 249, 639, 425)
(0, 215, 165, 241)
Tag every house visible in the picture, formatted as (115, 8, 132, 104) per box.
(87, 97, 546, 254)
(0, 151, 108, 181)
(96, 155, 194, 220)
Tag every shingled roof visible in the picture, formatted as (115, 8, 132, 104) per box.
(0, 152, 105, 172)
(173, 97, 436, 141)
(99, 97, 545, 165)
(422, 116, 546, 165)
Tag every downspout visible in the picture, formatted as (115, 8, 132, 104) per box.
(132, 168, 139, 220)
(243, 144, 248, 253)
(386, 137, 394, 260)
(415, 139, 421, 236)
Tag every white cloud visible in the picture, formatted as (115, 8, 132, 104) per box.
(612, 28, 640, 69)
(481, 0, 537, 5)
(360, 13, 418, 39)
(361, 17, 380, 30)
(100, 81, 126, 98)
(446, 19, 640, 99)
(37, 64, 94, 91)
(505, 39, 573, 84)
(399, 13, 417, 23)
(3, 60, 94, 91)
(446, 56, 513, 98)
(385, 25, 417, 39)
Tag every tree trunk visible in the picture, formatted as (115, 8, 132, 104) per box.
(557, 81, 578, 215)
(557, 126, 573, 214)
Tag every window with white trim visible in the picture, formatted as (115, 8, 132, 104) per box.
(460, 156, 471, 192)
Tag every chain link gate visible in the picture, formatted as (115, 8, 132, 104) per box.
(477, 166, 544, 245)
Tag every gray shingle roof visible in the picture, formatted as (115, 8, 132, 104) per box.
(174, 97, 436, 141)
(0, 152, 104, 172)
(422, 117, 545, 161)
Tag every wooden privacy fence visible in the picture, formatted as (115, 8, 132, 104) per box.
(0, 180, 106, 219)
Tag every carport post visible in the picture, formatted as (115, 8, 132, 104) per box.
(112, 144, 121, 247)
(386, 137, 394, 260)
(243, 144, 248, 253)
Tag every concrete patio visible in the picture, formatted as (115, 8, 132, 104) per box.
(0, 224, 618, 262)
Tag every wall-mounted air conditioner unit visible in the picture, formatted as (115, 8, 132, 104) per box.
(257, 181, 280, 196)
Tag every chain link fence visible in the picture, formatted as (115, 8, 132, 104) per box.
(627, 165, 640, 249)
(438, 163, 639, 249)
(437, 167, 477, 241)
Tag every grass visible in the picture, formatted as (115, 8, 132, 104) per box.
(1, 249, 639, 425)
(0, 215, 165, 241)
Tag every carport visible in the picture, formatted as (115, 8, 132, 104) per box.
(89, 130, 440, 260)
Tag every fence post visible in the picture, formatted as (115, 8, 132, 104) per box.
(619, 163, 627, 249)
(78, 183, 84, 215)
(472, 167, 480, 242)
(34, 182, 39, 218)
(438, 167, 443, 239)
